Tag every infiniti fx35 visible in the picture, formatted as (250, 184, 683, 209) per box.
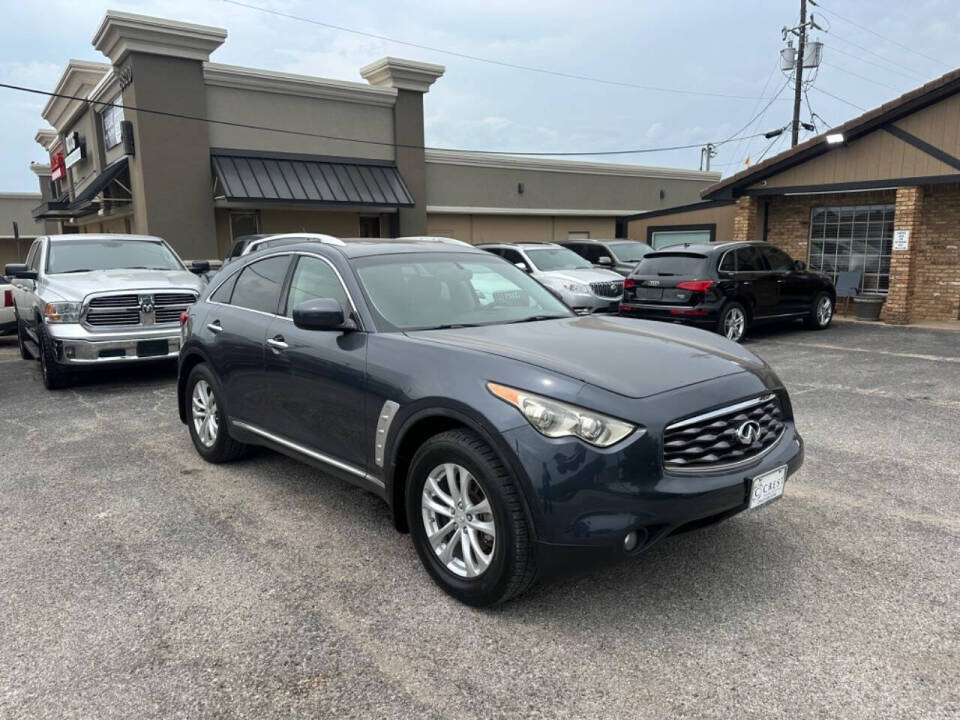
(178, 236, 803, 605)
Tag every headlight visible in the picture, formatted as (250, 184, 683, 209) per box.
(560, 281, 589, 293)
(44, 302, 81, 323)
(488, 382, 640, 447)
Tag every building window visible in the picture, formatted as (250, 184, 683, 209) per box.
(229, 211, 260, 240)
(809, 205, 894, 292)
(648, 225, 714, 249)
(101, 101, 124, 149)
(359, 216, 380, 238)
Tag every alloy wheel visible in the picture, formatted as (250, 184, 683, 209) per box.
(816, 296, 833, 326)
(191, 379, 219, 447)
(421, 463, 496, 578)
(724, 307, 746, 341)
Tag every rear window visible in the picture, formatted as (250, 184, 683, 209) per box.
(632, 252, 708, 277)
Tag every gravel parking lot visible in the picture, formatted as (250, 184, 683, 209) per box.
(0, 320, 957, 719)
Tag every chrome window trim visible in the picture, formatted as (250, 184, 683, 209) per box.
(205, 250, 364, 331)
(666, 393, 777, 431)
(231, 419, 383, 489)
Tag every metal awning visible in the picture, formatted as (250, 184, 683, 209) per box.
(211, 150, 414, 207)
(32, 158, 131, 220)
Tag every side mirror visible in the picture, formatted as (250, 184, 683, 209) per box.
(189, 260, 211, 275)
(514, 262, 529, 273)
(292, 297, 348, 331)
(597, 256, 613, 265)
(794, 259, 806, 271)
(4, 263, 37, 281)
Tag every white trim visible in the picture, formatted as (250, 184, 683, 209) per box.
(93, 10, 226, 64)
(360, 57, 445, 92)
(41, 60, 110, 131)
(0, 192, 42, 199)
(204, 63, 397, 107)
(88, 70, 121, 106)
(29, 164, 51, 176)
(426, 205, 638, 217)
(425, 149, 721, 181)
(35, 129, 58, 151)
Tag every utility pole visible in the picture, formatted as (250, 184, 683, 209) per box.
(700, 143, 717, 171)
(791, 0, 807, 147)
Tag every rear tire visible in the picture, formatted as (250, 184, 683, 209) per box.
(717, 301, 748, 343)
(805, 292, 833, 330)
(185, 363, 248, 463)
(406, 429, 537, 606)
(38, 325, 70, 389)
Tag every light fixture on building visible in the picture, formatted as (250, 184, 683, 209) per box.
(826, 133, 845, 144)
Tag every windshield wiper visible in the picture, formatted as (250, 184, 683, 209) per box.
(507, 315, 567, 324)
(60, 269, 93, 274)
(423, 323, 481, 330)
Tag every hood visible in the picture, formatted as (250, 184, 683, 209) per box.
(536, 267, 624, 284)
(44, 269, 204, 302)
(407, 315, 766, 399)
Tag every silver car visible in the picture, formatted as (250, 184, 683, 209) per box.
(4, 234, 205, 389)
(477, 242, 625, 313)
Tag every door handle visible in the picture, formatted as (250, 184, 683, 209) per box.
(267, 335, 288, 350)
(207, 320, 223, 333)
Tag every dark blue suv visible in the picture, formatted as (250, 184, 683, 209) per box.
(177, 236, 803, 605)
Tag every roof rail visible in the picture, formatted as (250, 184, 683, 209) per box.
(243, 233, 345, 255)
(395, 235, 472, 247)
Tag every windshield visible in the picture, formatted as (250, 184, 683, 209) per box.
(525, 247, 592, 271)
(632, 252, 708, 277)
(46, 240, 184, 274)
(355, 253, 572, 330)
(608, 242, 651, 263)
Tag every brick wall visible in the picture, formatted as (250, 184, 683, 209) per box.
(906, 183, 960, 321)
(884, 187, 923, 324)
(732, 196, 759, 240)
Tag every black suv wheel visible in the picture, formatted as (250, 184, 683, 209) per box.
(406, 429, 538, 606)
(717, 301, 749, 342)
(805, 291, 834, 330)
(185, 364, 248, 463)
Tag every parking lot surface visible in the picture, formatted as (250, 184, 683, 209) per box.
(0, 320, 957, 719)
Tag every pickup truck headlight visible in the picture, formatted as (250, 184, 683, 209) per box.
(560, 281, 590, 294)
(488, 382, 640, 447)
(44, 302, 81, 323)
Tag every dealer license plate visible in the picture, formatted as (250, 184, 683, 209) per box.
(749, 465, 786, 509)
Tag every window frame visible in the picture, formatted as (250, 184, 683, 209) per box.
(224, 254, 293, 317)
(807, 203, 894, 293)
(282, 254, 355, 319)
(101, 100, 124, 150)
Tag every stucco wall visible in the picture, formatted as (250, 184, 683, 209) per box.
(626, 202, 736, 243)
(214, 208, 363, 257)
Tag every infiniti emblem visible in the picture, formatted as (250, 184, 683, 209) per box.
(736, 420, 761, 446)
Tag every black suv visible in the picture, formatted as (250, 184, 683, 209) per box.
(178, 236, 803, 605)
(619, 241, 836, 342)
(558, 238, 652, 276)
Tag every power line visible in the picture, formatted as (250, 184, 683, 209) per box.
(811, 0, 951, 70)
(825, 44, 924, 83)
(809, 85, 866, 112)
(724, 65, 786, 172)
(826, 32, 928, 81)
(821, 61, 901, 92)
(0, 80, 769, 158)
(218, 0, 792, 102)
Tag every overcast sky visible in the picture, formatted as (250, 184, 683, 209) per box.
(1, 0, 958, 191)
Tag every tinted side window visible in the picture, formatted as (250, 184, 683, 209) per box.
(284, 256, 351, 316)
(580, 244, 602, 263)
(230, 256, 290, 314)
(632, 253, 708, 276)
(500, 248, 525, 265)
(718, 250, 736, 272)
(761, 246, 795, 272)
(210, 271, 239, 303)
(735, 247, 768, 272)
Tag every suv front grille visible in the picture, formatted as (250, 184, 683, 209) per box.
(84, 291, 197, 328)
(663, 395, 784, 472)
(590, 280, 624, 298)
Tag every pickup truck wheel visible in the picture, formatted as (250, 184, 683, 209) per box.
(186, 364, 247, 463)
(16, 315, 32, 360)
(38, 325, 70, 390)
(406, 429, 537, 606)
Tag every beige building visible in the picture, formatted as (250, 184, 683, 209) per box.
(623, 67, 960, 324)
(25, 10, 718, 262)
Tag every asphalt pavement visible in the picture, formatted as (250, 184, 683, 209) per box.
(0, 319, 957, 719)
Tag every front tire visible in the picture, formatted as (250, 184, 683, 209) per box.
(717, 301, 748, 342)
(16, 315, 32, 360)
(406, 429, 537, 606)
(38, 325, 70, 389)
(185, 363, 247, 463)
(805, 291, 834, 330)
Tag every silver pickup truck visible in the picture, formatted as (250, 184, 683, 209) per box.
(4, 234, 206, 389)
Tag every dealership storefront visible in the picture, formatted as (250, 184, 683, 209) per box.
(26, 10, 717, 262)
(624, 68, 960, 324)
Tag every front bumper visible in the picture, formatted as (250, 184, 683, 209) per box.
(501, 415, 804, 578)
(45, 323, 181, 364)
(566, 291, 621, 313)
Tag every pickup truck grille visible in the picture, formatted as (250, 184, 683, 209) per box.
(84, 292, 197, 328)
(663, 395, 784, 472)
(590, 280, 624, 298)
